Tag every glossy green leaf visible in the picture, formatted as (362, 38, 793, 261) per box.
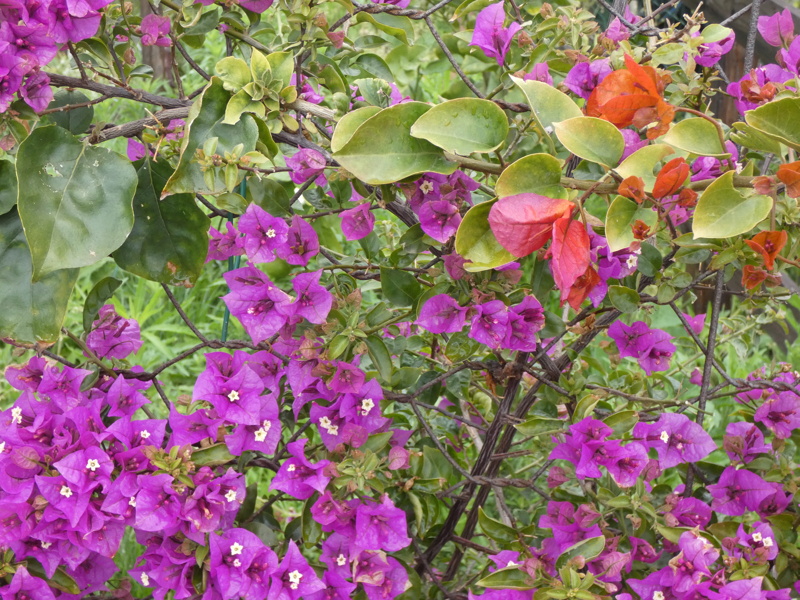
(193, 443, 235, 466)
(478, 507, 518, 543)
(745, 97, 800, 151)
(0, 160, 17, 215)
(333, 102, 456, 184)
(355, 12, 412, 45)
(0, 210, 78, 344)
(607, 285, 640, 313)
(16, 126, 136, 279)
(514, 416, 565, 437)
(511, 76, 582, 131)
(409, 98, 509, 155)
(693, 171, 772, 238)
(331, 106, 382, 152)
(454, 201, 515, 272)
(495, 153, 566, 199)
(604, 195, 659, 252)
(82, 276, 122, 332)
(615, 144, 675, 191)
(164, 78, 259, 196)
(662, 118, 729, 158)
(365, 334, 393, 382)
(113, 159, 209, 286)
(224, 89, 266, 124)
(556, 536, 606, 568)
(553, 117, 624, 167)
(603, 410, 639, 434)
(47, 90, 94, 134)
(380, 266, 422, 306)
(730, 122, 783, 154)
(637, 242, 662, 277)
(477, 567, 535, 590)
(214, 56, 251, 92)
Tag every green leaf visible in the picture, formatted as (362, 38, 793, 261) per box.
(603, 410, 639, 435)
(409, 98, 508, 155)
(553, 117, 624, 167)
(604, 195, 659, 252)
(745, 97, 800, 151)
(651, 43, 685, 66)
(455, 201, 515, 272)
(16, 126, 136, 279)
(26, 560, 80, 594)
(514, 417, 565, 437)
(477, 567, 535, 590)
(0, 210, 78, 344)
(47, 90, 94, 134)
(380, 267, 422, 307)
(693, 171, 772, 238)
(662, 118, 729, 158)
(331, 106, 382, 152)
(224, 89, 266, 125)
(0, 160, 17, 215)
(82, 276, 122, 332)
(495, 153, 566, 199)
(365, 334, 393, 381)
(355, 12, 411, 45)
(607, 285, 640, 313)
(510, 76, 583, 131)
(637, 242, 662, 277)
(112, 159, 209, 286)
(214, 56, 251, 92)
(333, 102, 457, 184)
(164, 78, 259, 196)
(730, 122, 783, 154)
(478, 507, 518, 543)
(354, 53, 395, 82)
(556, 536, 606, 568)
(354, 78, 396, 108)
(192, 443, 235, 466)
(615, 144, 675, 191)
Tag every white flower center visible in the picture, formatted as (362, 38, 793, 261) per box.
(266, 228, 276, 238)
(659, 431, 669, 443)
(129, 496, 137, 507)
(0, 441, 5, 453)
(140, 430, 151, 439)
(230, 542, 244, 556)
(225, 489, 238, 503)
(40, 541, 52, 549)
(233, 558, 241, 567)
(419, 181, 434, 194)
(752, 532, 763, 542)
(327, 424, 339, 436)
(11, 407, 22, 425)
(626, 254, 639, 269)
(319, 416, 332, 429)
(336, 553, 347, 566)
(141, 573, 150, 586)
(228, 390, 240, 402)
(60, 485, 73, 498)
(360, 398, 375, 416)
(86, 458, 100, 471)
(763, 537, 774, 547)
(254, 428, 268, 442)
(262, 420, 271, 431)
(288, 570, 303, 589)
(287, 464, 296, 472)
(653, 592, 664, 600)
(247, 307, 256, 315)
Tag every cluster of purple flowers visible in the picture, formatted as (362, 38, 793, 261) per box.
(415, 293, 545, 351)
(403, 170, 480, 243)
(607, 320, 676, 375)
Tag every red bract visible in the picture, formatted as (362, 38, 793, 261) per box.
(488, 193, 573, 257)
(742, 265, 769, 290)
(565, 265, 601, 310)
(745, 230, 788, 270)
(618, 175, 646, 203)
(653, 157, 689, 199)
(776, 160, 800, 197)
(586, 54, 675, 139)
(549, 217, 591, 304)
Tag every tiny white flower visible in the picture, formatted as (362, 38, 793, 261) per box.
(763, 537, 774, 547)
(419, 181, 434, 194)
(287, 464, 296, 472)
(40, 542, 52, 549)
(230, 542, 244, 556)
(319, 416, 332, 430)
(360, 398, 375, 416)
(266, 228, 276, 238)
(752, 532, 763, 542)
(327, 424, 339, 436)
(254, 428, 268, 442)
(262, 420, 271, 432)
(60, 485, 73, 498)
(233, 559, 241, 567)
(247, 307, 256, 315)
(0, 441, 5, 453)
(626, 254, 639, 269)
(288, 570, 303, 586)
(506, 561, 517, 568)
(11, 406, 22, 425)
(140, 430, 151, 439)
(225, 489, 238, 503)
(141, 573, 150, 586)
(336, 554, 347, 566)
(228, 390, 240, 402)
(129, 496, 137, 507)
(659, 431, 670, 443)
(653, 592, 665, 600)
(86, 458, 101, 471)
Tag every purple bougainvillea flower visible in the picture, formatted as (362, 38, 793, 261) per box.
(276, 215, 319, 266)
(504, 295, 544, 351)
(637, 328, 676, 375)
(238, 204, 289, 263)
(340, 203, 375, 240)
(734, 522, 779, 562)
(286, 148, 327, 186)
(239, 0, 275, 12)
(605, 441, 648, 487)
(416, 294, 468, 334)
(754, 392, 800, 439)
(563, 59, 611, 99)
(549, 418, 613, 470)
(268, 539, 325, 600)
(758, 8, 794, 47)
(270, 438, 331, 499)
(363, 556, 409, 600)
(708, 467, 777, 516)
(724, 422, 771, 464)
(469, 1, 521, 65)
(629, 536, 661, 563)
(469, 300, 509, 349)
(607, 320, 655, 359)
(523, 63, 553, 85)
(633, 412, 716, 468)
(134, 473, 183, 532)
(683, 312, 706, 336)
(354, 494, 411, 552)
(193, 352, 265, 426)
(306, 571, 357, 600)
(605, 17, 630, 42)
(140, 14, 171, 47)
(86, 304, 143, 360)
(222, 266, 293, 343)
(288, 270, 332, 325)
(664, 496, 712, 528)
(329, 361, 365, 394)
(208, 528, 277, 599)
(1, 565, 57, 600)
(418, 199, 461, 243)
(207, 221, 245, 262)
(20, 69, 52, 112)
(696, 30, 735, 67)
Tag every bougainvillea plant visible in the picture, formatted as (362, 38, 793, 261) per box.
(1, 0, 800, 598)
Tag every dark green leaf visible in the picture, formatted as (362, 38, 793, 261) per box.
(16, 126, 137, 279)
(47, 90, 94, 134)
(192, 443, 235, 466)
(380, 267, 422, 307)
(478, 507, 518, 543)
(637, 243, 662, 277)
(365, 334, 393, 381)
(477, 567, 535, 590)
(607, 285, 640, 313)
(0, 160, 17, 216)
(556, 536, 606, 568)
(82, 277, 122, 332)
